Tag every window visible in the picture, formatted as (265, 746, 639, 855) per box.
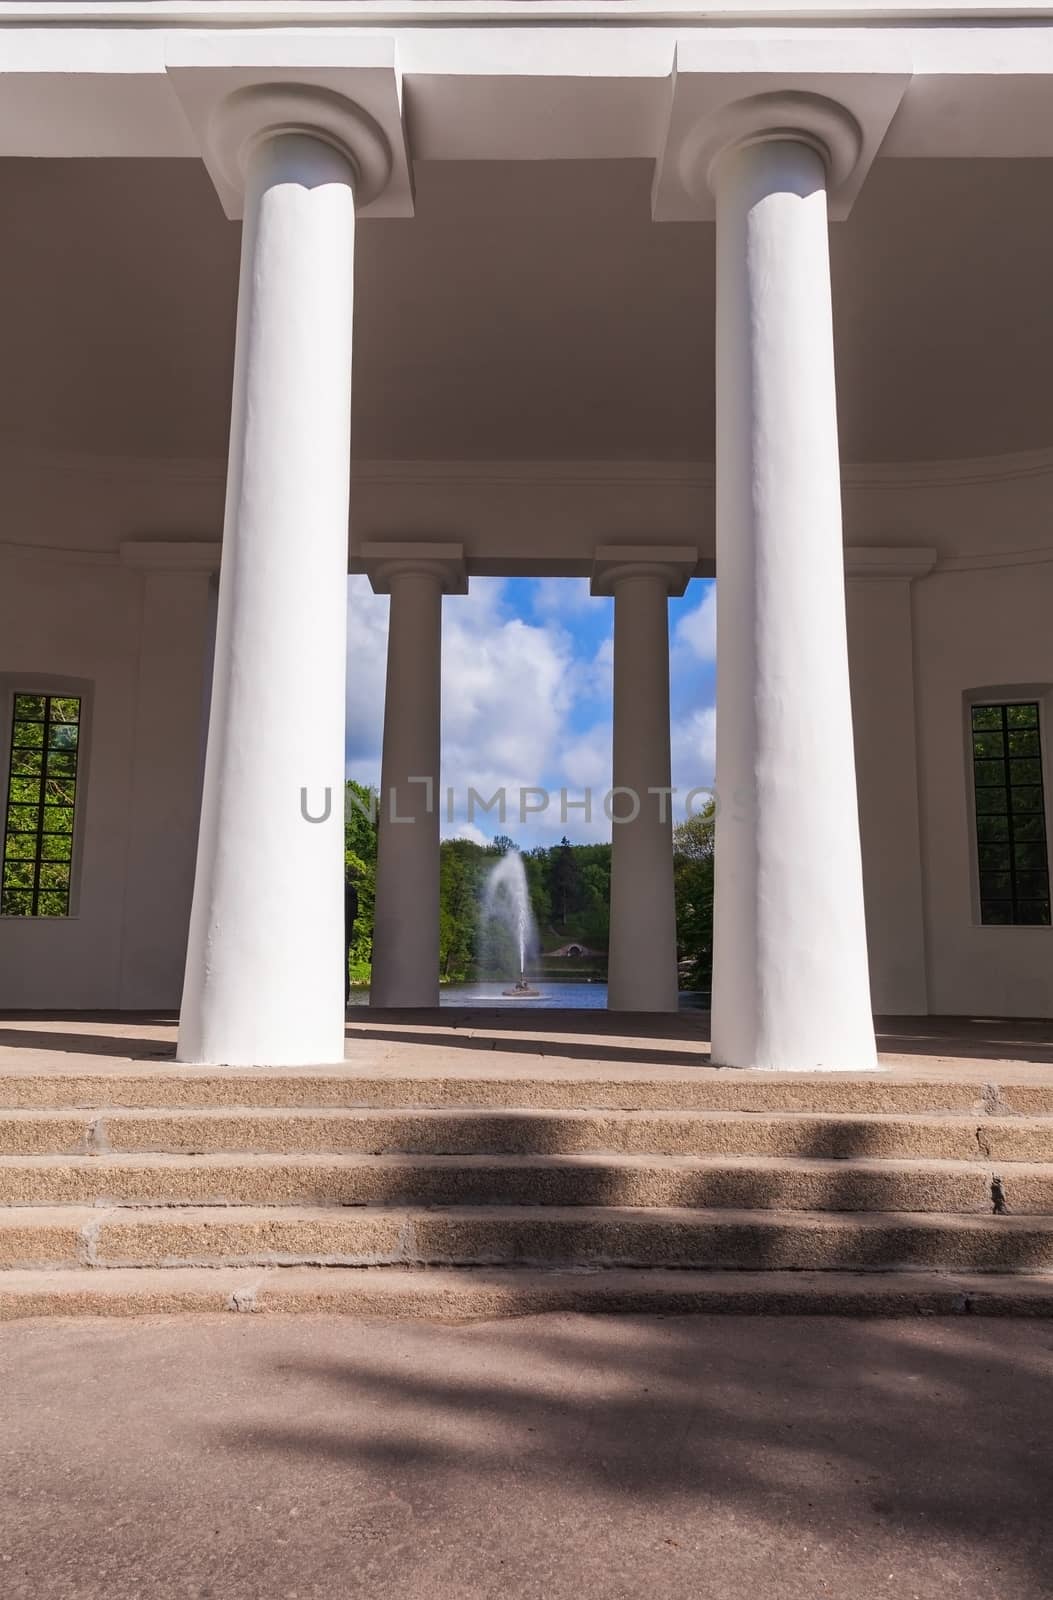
(2, 694, 82, 917)
(971, 701, 1050, 926)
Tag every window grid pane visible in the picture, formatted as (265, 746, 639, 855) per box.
(1, 694, 80, 917)
(972, 702, 1051, 926)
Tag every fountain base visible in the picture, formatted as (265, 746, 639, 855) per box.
(501, 980, 543, 998)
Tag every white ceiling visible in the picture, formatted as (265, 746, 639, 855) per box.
(1, 154, 1051, 466)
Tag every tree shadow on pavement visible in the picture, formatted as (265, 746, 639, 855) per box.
(216, 1311, 1053, 1596)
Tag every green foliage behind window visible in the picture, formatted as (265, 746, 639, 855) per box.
(2, 693, 81, 917)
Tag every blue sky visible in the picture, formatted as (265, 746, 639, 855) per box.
(346, 575, 717, 845)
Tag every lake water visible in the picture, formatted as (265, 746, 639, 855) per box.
(348, 982, 710, 1012)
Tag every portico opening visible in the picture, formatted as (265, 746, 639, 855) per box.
(0, 41, 1051, 1061)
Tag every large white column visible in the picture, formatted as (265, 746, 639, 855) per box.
(177, 123, 360, 1066)
(710, 126, 877, 1071)
(593, 547, 696, 1013)
(365, 544, 467, 1009)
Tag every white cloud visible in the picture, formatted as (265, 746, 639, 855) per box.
(345, 576, 389, 788)
(558, 722, 611, 793)
(541, 727, 613, 841)
(674, 584, 717, 664)
(530, 577, 594, 618)
(441, 583, 574, 803)
(576, 633, 614, 705)
(443, 821, 490, 846)
(347, 576, 583, 835)
(345, 576, 718, 844)
(671, 706, 717, 802)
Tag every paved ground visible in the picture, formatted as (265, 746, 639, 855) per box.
(2, 1008, 1053, 1081)
(1, 1313, 1050, 1598)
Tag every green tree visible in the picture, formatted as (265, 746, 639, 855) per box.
(439, 838, 489, 980)
(549, 836, 581, 929)
(344, 780, 378, 986)
(522, 846, 553, 933)
(673, 803, 715, 991)
(578, 860, 611, 946)
(343, 797, 722, 993)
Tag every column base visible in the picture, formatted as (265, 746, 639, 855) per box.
(606, 984, 680, 1015)
(709, 1056, 881, 1074)
(709, 1021, 879, 1074)
(367, 988, 440, 1011)
(175, 1052, 349, 1069)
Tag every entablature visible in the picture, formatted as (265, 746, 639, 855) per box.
(5, 13, 1053, 180)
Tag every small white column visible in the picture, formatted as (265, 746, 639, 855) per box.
(178, 113, 368, 1066)
(365, 544, 467, 1009)
(709, 121, 877, 1071)
(593, 547, 696, 1013)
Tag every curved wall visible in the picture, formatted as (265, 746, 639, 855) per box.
(0, 447, 1050, 1017)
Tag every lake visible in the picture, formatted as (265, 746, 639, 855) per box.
(348, 982, 710, 1011)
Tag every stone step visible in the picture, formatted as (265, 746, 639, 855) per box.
(6, 1204, 1053, 1272)
(0, 1264, 1051, 1321)
(4, 1067, 1053, 1116)
(0, 1150, 1046, 1211)
(2, 1106, 1052, 1162)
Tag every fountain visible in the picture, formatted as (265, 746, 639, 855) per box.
(480, 850, 543, 998)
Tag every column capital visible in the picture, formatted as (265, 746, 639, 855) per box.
(166, 37, 414, 220)
(652, 41, 910, 222)
(591, 545, 697, 598)
(362, 541, 469, 597)
(209, 85, 393, 212)
(700, 93, 864, 201)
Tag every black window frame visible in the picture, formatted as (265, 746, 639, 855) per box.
(970, 699, 1051, 927)
(1, 692, 82, 918)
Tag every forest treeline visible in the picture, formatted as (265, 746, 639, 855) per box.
(345, 781, 713, 990)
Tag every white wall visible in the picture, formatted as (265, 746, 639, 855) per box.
(3, 450, 224, 555)
(913, 559, 1053, 1017)
(118, 568, 216, 1009)
(818, 547, 1053, 1021)
(2, 446, 1053, 1018)
(0, 543, 213, 1010)
(846, 577, 929, 1016)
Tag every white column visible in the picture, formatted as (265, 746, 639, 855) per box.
(177, 129, 357, 1066)
(593, 547, 695, 1012)
(710, 131, 877, 1071)
(365, 544, 467, 1009)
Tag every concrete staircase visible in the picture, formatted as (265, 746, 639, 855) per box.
(2, 1059, 1053, 1317)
